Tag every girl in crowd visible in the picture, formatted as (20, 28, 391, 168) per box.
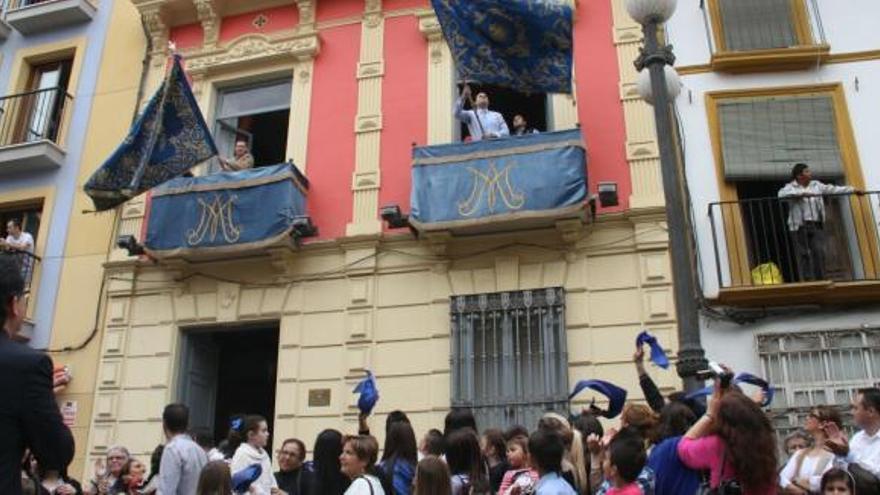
(779, 406, 840, 494)
(446, 429, 490, 495)
(538, 413, 587, 494)
(196, 460, 233, 495)
(229, 415, 277, 495)
(679, 387, 778, 495)
(86, 445, 130, 494)
(378, 421, 418, 495)
(413, 457, 451, 495)
(418, 429, 445, 459)
(481, 429, 508, 493)
(645, 401, 700, 495)
(120, 459, 147, 494)
(821, 468, 856, 495)
(573, 413, 605, 494)
(340, 435, 386, 495)
(620, 404, 659, 449)
(309, 429, 351, 495)
(496, 434, 539, 495)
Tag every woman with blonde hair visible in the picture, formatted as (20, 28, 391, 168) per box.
(538, 413, 588, 494)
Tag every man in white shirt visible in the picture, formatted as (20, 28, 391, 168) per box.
(826, 388, 880, 493)
(454, 86, 509, 142)
(777, 163, 861, 281)
(159, 403, 207, 495)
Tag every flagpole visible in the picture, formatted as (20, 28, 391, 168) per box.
(123, 43, 178, 197)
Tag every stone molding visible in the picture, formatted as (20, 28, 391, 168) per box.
(184, 32, 320, 75)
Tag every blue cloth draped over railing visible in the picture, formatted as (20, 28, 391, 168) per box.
(144, 163, 308, 259)
(410, 129, 587, 232)
(430, 0, 573, 93)
(84, 55, 217, 211)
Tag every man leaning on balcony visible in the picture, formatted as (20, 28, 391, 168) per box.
(778, 163, 864, 282)
(454, 85, 509, 142)
(219, 139, 255, 172)
(0, 219, 34, 281)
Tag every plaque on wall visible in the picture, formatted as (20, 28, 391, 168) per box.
(308, 388, 331, 407)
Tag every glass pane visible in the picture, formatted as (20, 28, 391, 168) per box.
(217, 80, 292, 118)
(765, 355, 784, 383)
(719, 0, 798, 51)
(787, 351, 826, 383)
(828, 348, 867, 381)
(758, 336, 781, 353)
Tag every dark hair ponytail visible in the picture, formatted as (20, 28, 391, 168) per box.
(222, 414, 247, 458)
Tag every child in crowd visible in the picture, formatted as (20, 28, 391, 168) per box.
(529, 429, 576, 495)
(599, 430, 648, 495)
(821, 468, 856, 495)
(497, 435, 539, 495)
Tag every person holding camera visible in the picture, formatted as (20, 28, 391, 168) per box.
(677, 367, 778, 494)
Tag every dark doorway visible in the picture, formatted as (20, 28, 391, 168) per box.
(179, 326, 279, 453)
(456, 83, 547, 141)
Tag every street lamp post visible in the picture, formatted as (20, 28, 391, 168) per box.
(625, 0, 707, 392)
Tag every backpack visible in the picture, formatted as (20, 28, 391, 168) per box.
(698, 448, 742, 495)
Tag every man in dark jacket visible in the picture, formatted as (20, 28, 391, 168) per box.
(0, 255, 74, 493)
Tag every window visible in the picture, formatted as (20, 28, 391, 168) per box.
(0, 203, 42, 292)
(0, 57, 73, 147)
(450, 288, 569, 429)
(715, 0, 804, 52)
(214, 79, 292, 170)
(759, 329, 880, 438)
(706, 86, 879, 294)
(454, 83, 548, 142)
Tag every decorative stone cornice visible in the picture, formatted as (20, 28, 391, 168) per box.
(294, 0, 316, 27)
(140, 6, 169, 58)
(192, 0, 220, 49)
(184, 32, 320, 75)
(417, 10, 442, 41)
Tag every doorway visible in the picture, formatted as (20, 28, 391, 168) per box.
(178, 326, 280, 451)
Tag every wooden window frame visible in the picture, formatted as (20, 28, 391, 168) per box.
(707, 0, 830, 72)
(706, 84, 880, 304)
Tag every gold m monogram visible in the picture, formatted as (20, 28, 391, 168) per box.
(186, 193, 242, 246)
(458, 160, 525, 217)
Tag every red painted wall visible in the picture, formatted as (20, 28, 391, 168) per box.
(316, 0, 363, 23)
(303, 24, 361, 241)
(219, 5, 298, 42)
(573, 2, 631, 212)
(383, 0, 428, 10)
(379, 16, 427, 231)
(170, 24, 202, 51)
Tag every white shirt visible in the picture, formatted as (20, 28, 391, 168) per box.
(343, 474, 385, 495)
(4, 231, 34, 252)
(231, 443, 277, 495)
(777, 180, 854, 231)
(454, 98, 510, 141)
(849, 429, 880, 477)
(779, 448, 834, 492)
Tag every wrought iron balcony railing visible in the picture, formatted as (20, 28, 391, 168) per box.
(708, 191, 880, 290)
(0, 87, 73, 148)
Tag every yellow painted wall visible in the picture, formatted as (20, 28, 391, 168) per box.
(49, 0, 146, 478)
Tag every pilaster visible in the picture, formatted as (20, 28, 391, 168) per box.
(288, 0, 318, 173)
(417, 11, 453, 145)
(346, 0, 385, 236)
(193, 0, 220, 50)
(610, 0, 665, 209)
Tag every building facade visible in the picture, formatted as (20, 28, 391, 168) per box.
(667, 0, 880, 436)
(65, 0, 683, 475)
(0, 0, 151, 477)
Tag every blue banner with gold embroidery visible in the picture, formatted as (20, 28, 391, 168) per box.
(84, 55, 217, 211)
(430, 0, 573, 93)
(410, 129, 587, 232)
(144, 163, 308, 259)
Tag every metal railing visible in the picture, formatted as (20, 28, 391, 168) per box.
(708, 191, 880, 289)
(0, 87, 73, 148)
(7, 0, 63, 10)
(1, 249, 39, 310)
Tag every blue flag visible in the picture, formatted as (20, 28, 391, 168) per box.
(84, 55, 217, 211)
(685, 372, 775, 407)
(231, 464, 262, 493)
(353, 370, 379, 415)
(430, 0, 574, 94)
(569, 379, 628, 419)
(636, 330, 670, 369)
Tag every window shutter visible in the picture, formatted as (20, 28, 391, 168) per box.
(719, 94, 844, 181)
(718, 0, 798, 51)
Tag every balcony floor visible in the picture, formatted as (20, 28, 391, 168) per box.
(0, 140, 66, 175)
(715, 280, 880, 307)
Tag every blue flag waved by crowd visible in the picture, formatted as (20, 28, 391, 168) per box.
(84, 55, 217, 211)
(430, 0, 574, 94)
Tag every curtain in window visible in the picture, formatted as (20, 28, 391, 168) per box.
(719, 95, 843, 180)
(718, 0, 798, 51)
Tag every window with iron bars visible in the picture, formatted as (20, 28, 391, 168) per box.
(450, 288, 569, 430)
(758, 329, 880, 439)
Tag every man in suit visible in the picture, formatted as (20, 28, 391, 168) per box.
(0, 254, 74, 493)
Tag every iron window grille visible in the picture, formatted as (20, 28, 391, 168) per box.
(450, 287, 569, 430)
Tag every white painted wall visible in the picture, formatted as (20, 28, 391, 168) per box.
(667, 0, 880, 67)
(662, 2, 880, 377)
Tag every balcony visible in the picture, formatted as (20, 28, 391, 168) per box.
(139, 162, 315, 262)
(708, 191, 880, 306)
(703, 0, 830, 72)
(6, 0, 96, 35)
(408, 129, 589, 238)
(0, 87, 71, 175)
